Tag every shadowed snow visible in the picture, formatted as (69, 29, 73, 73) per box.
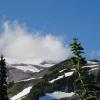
(39, 91, 74, 100)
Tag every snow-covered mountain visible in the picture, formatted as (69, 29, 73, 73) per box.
(6, 58, 55, 82)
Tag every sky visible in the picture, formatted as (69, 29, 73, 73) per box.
(0, 0, 100, 62)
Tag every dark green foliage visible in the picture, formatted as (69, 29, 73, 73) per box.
(7, 81, 14, 89)
(43, 69, 60, 81)
(8, 78, 41, 97)
(0, 55, 9, 100)
(70, 38, 86, 66)
(8, 81, 27, 97)
(70, 38, 100, 100)
(49, 59, 72, 71)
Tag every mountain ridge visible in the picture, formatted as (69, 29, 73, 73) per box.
(8, 59, 100, 100)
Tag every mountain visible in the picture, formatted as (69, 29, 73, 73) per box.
(8, 59, 100, 100)
(7, 59, 55, 82)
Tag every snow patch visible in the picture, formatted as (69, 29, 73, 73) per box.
(59, 69, 66, 73)
(10, 86, 32, 100)
(16, 77, 35, 83)
(49, 75, 64, 83)
(64, 71, 74, 77)
(82, 65, 98, 68)
(87, 61, 98, 64)
(39, 91, 74, 100)
(16, 77, 42, 83)
(71, 68, 75, 71)
(39, 64, 54, 68)
(49, 71, 74, 83)
(89, 68, 99, 72)
(12, 65, 40, 73)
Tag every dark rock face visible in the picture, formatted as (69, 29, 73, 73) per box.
(66, 67, 100, 92)
(89, 68, 100, 84)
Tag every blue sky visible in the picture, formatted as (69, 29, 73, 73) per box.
(0, 0, 100, 60)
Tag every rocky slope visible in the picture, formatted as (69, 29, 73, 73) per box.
(8, 59, 100, 100)
(7, 61, 55, 82)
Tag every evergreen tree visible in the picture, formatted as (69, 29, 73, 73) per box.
(0, 55, 9, 100)
(70, 38, 100, 100)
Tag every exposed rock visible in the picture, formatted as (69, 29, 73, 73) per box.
(7, 67, 33, 83)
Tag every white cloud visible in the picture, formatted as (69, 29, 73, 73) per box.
(0, 20, 71, 64)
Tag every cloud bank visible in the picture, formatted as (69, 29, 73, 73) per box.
(0, 21, 71, 64)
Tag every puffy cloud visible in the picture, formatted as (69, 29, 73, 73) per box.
(0, 20, 71, 64)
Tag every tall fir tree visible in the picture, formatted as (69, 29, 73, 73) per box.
(0, 55, 9, 100)
(70, 38, 100, 100)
